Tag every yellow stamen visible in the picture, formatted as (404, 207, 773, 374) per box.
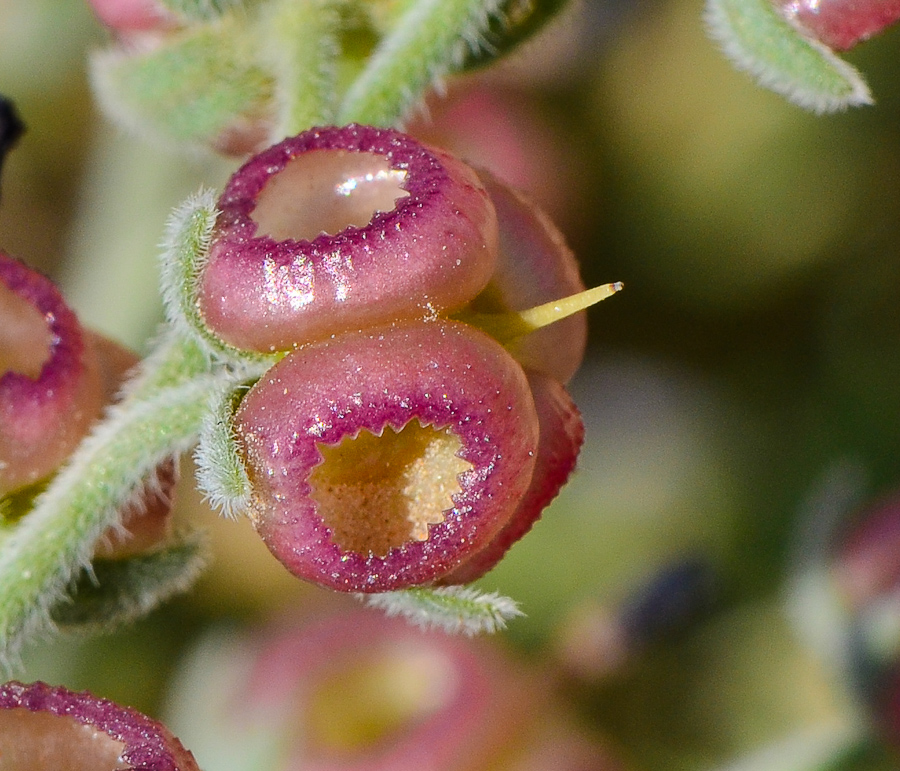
(455, 282, 623, 344)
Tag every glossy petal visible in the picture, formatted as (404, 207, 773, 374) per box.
(235, 320, 538, 592)
(0, 681, 200, 771)
(0, 253, 103, 496)
(199, 125, 499, 352)
(441, 370, 584, 584)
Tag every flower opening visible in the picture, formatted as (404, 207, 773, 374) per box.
(309, 420, 472, 557)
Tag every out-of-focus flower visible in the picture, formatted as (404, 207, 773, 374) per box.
(190, 125, 604, 591)
(833, 493, 900, 610)
(165, 609, 623, 771)
(0, 680, 200, 770)
(555, 559, 718, 680)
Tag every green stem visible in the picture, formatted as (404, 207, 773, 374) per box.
(261, 0, 342, 136)
(338, 0, 504, 126)
(0, 333, 216, 665)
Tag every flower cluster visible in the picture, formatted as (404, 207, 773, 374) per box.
(183, 124, 606, 593)
(0, 251, 174, 555)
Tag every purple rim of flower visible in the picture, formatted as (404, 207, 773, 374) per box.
(442, 370, 584, 584)
(198, 124, 499, 352)
(240, 611, 538, 769)
(0, 681, 200, 770)
(777, 0, 900, 49)
(235, 319, 539, 592)
(0, 253, 101, 496)
(475, 171, 587, 384)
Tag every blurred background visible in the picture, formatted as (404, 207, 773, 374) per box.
(4, 0, 900, 768)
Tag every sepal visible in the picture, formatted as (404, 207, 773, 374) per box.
(358, 585, 524, 636)
(194, 382, 253, 519)
(49, 530, 208, 633)
(705, 0, 873, 112)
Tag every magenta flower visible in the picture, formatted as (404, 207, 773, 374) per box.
(0, 681, 200, 770)
(191, 125, 611, 591)
(776, 0, 900, 50)
(235, 319, 540, 592)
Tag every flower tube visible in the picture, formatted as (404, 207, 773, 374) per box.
(0, 681, 200, 770)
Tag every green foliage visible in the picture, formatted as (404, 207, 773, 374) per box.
(338, 0, 508, 125)
(195, 384, 254, 520)
(49, 532, 208, 633)
(461, 0, 571, 70)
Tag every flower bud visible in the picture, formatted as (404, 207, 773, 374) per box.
(198, 125, 499, 352)
(0, 680, 200, 770)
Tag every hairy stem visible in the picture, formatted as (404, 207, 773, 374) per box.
(338, 0, 505, 126)
(261, 0, 342, 136)
(0, 333, 215, 665)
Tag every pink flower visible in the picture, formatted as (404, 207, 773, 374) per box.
(0, 252, 104, 497)
(196, 125, 601, 591)
(1, 252, 176, 555)
(235, 320, 540, 592)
